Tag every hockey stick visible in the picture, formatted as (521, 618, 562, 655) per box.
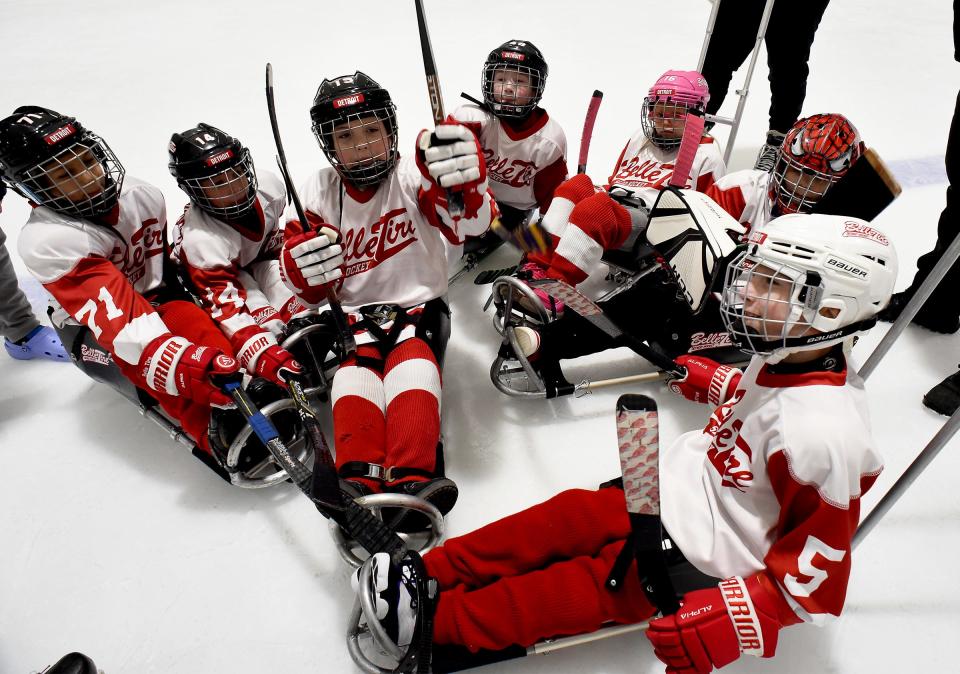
(578, 90, 603, 174)
(812, 147, 901, 221)
(265, 63, 356, 357)
(530, 278, 686, 378)
(612, 394, 680, 614)
(668, 111, 705, 188)
(413, 0, 464, 218)
(217, 374, 436, 672)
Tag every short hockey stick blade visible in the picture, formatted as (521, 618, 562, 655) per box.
(615, 394, 680, 615)
(668, 111, 705, 188)
(812, 147, 901, 221)
(616, 394, 661, 516)
(577, 90, 603, 174)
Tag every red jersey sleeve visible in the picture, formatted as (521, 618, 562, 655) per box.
(44, 255, 168, 367)
(533, 155, 569, 213)
(757, 449, 881, 626)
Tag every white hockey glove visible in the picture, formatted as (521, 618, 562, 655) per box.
(416, 121, 488, 219)
(279, 226, 344, 305)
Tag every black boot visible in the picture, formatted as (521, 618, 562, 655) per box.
(923, 367, 960, 416)
(40, 653, 99, 674)
(384, 477, 459, 533)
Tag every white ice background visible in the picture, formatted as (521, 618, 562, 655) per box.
(1, 1, 958, 672)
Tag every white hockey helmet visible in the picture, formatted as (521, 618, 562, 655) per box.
(720, 213, 898, 359)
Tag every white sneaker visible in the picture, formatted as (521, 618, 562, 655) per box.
(512, 326, 542, 360)
(352, 552, 417, 650)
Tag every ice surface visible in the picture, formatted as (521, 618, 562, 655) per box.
(1, 1, 958, 672)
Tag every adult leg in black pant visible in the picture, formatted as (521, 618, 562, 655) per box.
(881, 89, 960, 335)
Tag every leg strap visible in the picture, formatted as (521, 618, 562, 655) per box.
(340, 461, 435, 483)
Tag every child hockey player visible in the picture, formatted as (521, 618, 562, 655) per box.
(0, 106, 241, 461)
(356, 212, 897, 674)
(706, 113, 864, 235)
(521, 69, 725, 308)
(504, 111, 868, 393)
(278, 72, 494, 523)
(449, 39, 568, 262)
(167, 123, 306, 389)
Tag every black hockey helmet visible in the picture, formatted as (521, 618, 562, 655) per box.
(482, 40, 548, 119)
(0, 105, 124, 219)
(168, 123, 258, 221)
(309, 71, 399, 188)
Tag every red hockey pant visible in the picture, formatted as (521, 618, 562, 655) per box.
(117, 300, 234, 453)
(424, 487, 655, 652)
(331, 337, 442, 488)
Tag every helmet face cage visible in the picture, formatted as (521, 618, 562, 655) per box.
(19, 132, 124, 219)
(482, 62, 546, 118)
(771, 114, 862, 214)
(313, 104, 398, 188)
(178, 148, 258, 220)
(770, 151, 839, 215)
(720, 251, 820, 356)
(641, 98, 696, 150)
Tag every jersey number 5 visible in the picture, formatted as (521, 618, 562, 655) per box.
(76, 286, 124, 339)
(784, 535, 846, 598)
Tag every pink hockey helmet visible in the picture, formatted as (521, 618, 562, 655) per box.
(647, 70, 710, 108)
(641, 70, 710, 150)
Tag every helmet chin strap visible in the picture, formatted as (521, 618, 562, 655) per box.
(753, 318, 877, 363)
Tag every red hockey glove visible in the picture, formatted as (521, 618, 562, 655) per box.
(233, 327, 303, 387)
(668, 355, 742, 406)
(646, 576, 782, 674)
(139, 335, 239, 408)
(416, 122, 487, 219)
(253, 345, 303, 386)
(279, 226, 344, 306)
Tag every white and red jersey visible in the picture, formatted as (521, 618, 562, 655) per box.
(660, 354, 882, 625)
(287, 156, 493, 315)
(451, 104, 568, 213)
(18, 177, 171, 367)
(705, 168, 775, 236)
(169, 170, 305, 366)
(606, 129, 725, 204)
